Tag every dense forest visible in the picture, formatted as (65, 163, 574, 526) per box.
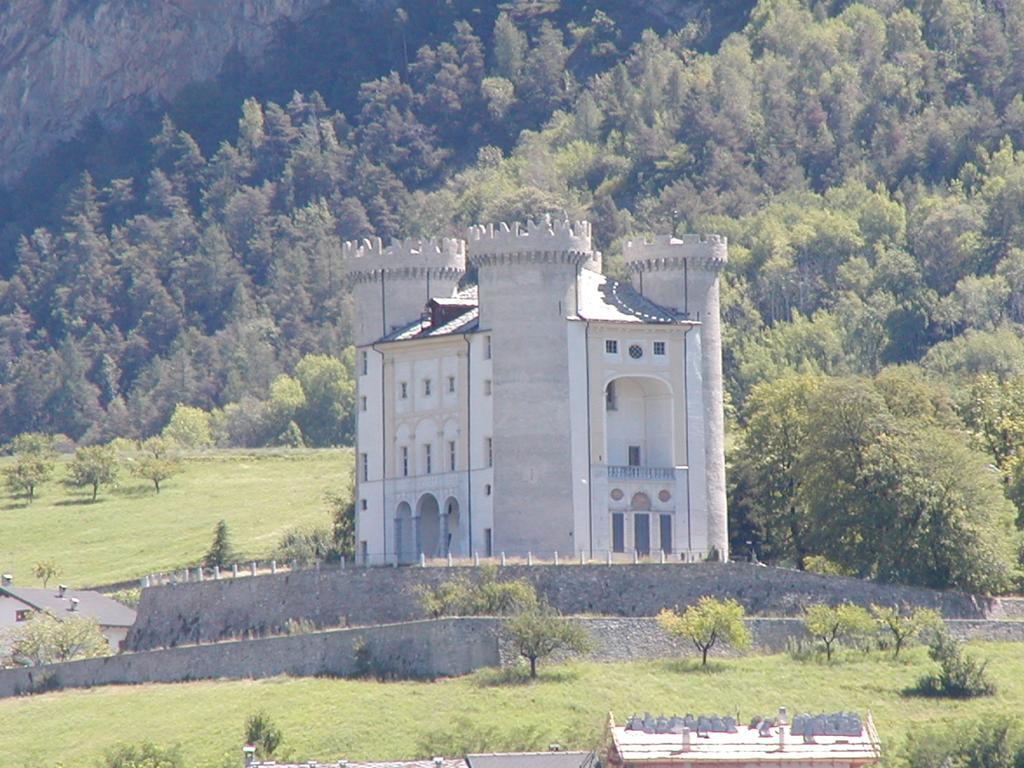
(2, 0, 1024, 589)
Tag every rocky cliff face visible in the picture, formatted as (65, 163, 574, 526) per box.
(0, 0, 335, 185)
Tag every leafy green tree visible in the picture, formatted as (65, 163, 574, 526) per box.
(729, 374, 821, 567)
(294, 352, 355, 447)
(244, 711, 283, 759)
(161, 404, 213, 449)
(3, 432, 56, 502)
(802, 603, 874, 661)
(6, 612, 109, 665)
(503, 604, 593, 678)
(129, 436, 182, 493)
(871, 605, 943, 658)
(67, 444, 119, 502)
(203, 520, 234, 568)
(656, 597, 751, 667)
(32, 560, 60, 588)
(102, 742, 183, 768)
(492, 12, 527, 80)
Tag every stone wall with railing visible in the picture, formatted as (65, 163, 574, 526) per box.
(125, 562, 1002, 652)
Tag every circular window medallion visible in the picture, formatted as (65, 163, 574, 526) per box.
(658, 490, 672, 503)
(628, 344, 644, 359)
(610, 488, 624, 501)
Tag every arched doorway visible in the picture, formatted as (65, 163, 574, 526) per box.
(442, 497, 461, 556)
(604, 376, 674, 468)
(395, 501, 414, 565)
(416, 493, 441, 559)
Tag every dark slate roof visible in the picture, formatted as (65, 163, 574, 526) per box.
(381, 306, 480, 342)
(576, 269, 684, 324)
(0, 586, 136, 627)
(466, 752, 594, 768)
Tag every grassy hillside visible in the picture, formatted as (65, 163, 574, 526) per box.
(0, 449, 351, 587)
(0, 645, 1020, 767)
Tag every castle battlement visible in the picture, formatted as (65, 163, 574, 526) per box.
(623, 233, 728, 273)
(342, 236, 466, 280)
(467, 215, 593, 260)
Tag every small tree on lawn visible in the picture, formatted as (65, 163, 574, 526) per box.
(803, 603, 874, 661)
(32, 560, 60, 588)
(204, 519, 234, 568)
(244, 711, 283, 759)
(503, 604, 593, 678)
(7, 612, 109, 665)
(657, 597, 751, 667)
(3, 432, 56, 502)
(872, 605, 942, 658)
(130, 437, 182, 493)
(67, 444, 119, 502)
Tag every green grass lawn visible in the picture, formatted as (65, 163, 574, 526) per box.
(1, 644, 1021, 767)
(0, 449, 351, 587)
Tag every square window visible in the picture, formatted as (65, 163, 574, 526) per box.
(424, 443, 433, 474)
(605, 339, 618, 354)
(360, 498, 367, 511)
(401, 446, 409, 477)
(448, 440, 457, 471)
(485, 437, 493, 467)
(360, 453, 368, 482)
(654, 341, 666, 356)
(484, 379, 492, 396)
(424, 379, 432, 396)
(360, 351, 368, 375)
(485, 335, 492, 359)
(485, 484, 492, 496)
(400, 382, 408, 399)
(448, 376, 456, 393)
(360, 396, 367, 412)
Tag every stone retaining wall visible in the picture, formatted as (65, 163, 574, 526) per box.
(7, 616, 1024, 700)
(127, 563, 998, 651)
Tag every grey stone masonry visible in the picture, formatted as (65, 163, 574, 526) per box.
(5, 616, 1024, 700)
(126, 563, 999, 652)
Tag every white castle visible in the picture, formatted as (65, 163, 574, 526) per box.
(347, 215, 728, 564)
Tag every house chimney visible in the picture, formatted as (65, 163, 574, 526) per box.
(549, 744, 562, 752)
(777, 707, 787, 726)
(433, 758, 444, 768)
(1, 574, 11, 586)
(779, 724, 786, 752)
(242, 744, 256, 767)
(682, 727, 692, 752)
(58, 584, 67, 597)
(69, 597, 79, 612)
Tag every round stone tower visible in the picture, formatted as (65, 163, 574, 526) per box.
(623, 234, 729, 560)
(466, 216, 596, 556)
(342, 236, 466, 346)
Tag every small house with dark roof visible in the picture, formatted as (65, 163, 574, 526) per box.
(346, 216, 729, 565)
(0, 580, 136, 654)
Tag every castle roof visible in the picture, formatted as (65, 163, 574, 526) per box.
(576, 270, 686, 325)
(375, 272, 688, 345)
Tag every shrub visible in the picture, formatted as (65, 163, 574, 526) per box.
(657, 597, 751, 666)
(103, 742, 183, 768)
(276, 525, 332, 566)
(414, 566, 538, 618)
(913, 630, 995, 698)
(503, 603, 593, 678)
(802, 603, 874, 661)
(244, 711, 283, 759)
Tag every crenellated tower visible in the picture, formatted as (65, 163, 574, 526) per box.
(623, 234, 729, 560)
(342, 236, 466, 346)
(466, 215, 597, 556)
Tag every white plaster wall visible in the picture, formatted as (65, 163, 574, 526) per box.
(567, 321, 593, 556)
(355, 346, 386, 564)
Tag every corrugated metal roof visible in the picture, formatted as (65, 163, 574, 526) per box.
(466, 751, 594, 768)
(1, 586, 136, 627)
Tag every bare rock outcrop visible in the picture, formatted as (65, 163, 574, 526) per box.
(0, 0, 334, 185)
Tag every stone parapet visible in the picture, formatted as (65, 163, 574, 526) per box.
(342, 236, 466, 283)
(467, 216, 593, 265)
(623, 234, 728, 273)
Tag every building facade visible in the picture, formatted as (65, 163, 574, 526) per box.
(348, 216, 728, 565)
